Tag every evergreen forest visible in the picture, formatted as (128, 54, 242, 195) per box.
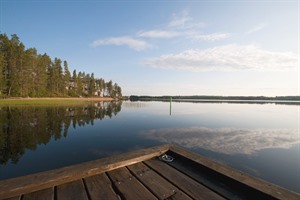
(0, 34, 122, 98)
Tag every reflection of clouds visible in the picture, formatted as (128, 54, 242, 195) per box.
(142, 127, 299, 154)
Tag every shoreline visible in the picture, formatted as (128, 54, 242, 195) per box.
(0, 97, 117, 105)
(0, 97, 115, 101)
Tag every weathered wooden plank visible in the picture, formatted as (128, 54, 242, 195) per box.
(145, 159, 225, 200)
(2, 196, 21, 200)
(168, 149, 270, 199)
(84, 173, 119, 200)
(169, 145, 300, 200)
(0, 144, 170, 200)
(22, 187, 53, 200)
(128, 162, 192, 200)
(107, 167, 157, 200)
(56, 180, 88, 200)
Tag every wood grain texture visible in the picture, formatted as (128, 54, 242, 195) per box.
(0, 144, 170, 199)
(22, 187, 53, 200)
(128, 162, 192, 200)
(56, 180, 88, 200)
(145, 159, 225, 200)
(108, 167, 157, 200)
(2, 196, 21, 200)
(84, 173, 119, 200)
(169, 145, 300, 200)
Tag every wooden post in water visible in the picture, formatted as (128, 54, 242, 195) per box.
(170, 96, 172, 116)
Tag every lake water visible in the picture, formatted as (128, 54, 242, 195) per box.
(0, 100, 299, 193)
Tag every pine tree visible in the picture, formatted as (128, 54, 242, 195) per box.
(7, 34, 23, 96)
(113, 83, 122, 98)
(22, 48, 37, 97)
(52, 58, 63, 95)
(67, 69, 76, 96)
(0, 51, 6, 96)
(0, 34, 9, 96)
(82, 73, 89, 95)
(63, 61, 71, 95)
(88, 73, 96, 96)
(76, 71, 83, 97)
(47, 59, 54, 96)
(35, 54, 49, 96)
(99, 78, 105, 97)
(106, 80, 113, 97)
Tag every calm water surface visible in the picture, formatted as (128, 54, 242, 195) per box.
(0, 101, 299, 193)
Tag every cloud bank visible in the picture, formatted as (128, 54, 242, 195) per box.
(92, 10, 230, 51)
(138, 11, 226, 42)
(144, 44, 297, 72)
(91, 37, 152, 51)
(142, 127, 299, 155)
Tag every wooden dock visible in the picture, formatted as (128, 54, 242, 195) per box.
(0, 144, 299, 200)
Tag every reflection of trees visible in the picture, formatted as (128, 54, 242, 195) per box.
(0, 101, 122, 165)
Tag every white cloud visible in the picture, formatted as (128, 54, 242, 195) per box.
(168, 10, 191, 29)
(138, 30, 181, 38)
(144, 44, 297, 72)
(91, 37, 152, 51)
(136, 11, 229, 43)
(168, 10, 205, 30)
(189, 32, 231, 41)
(142, 127, 299, 155)
(137, 30, 230, 41)
(246, 23, 267, 34)
(92, 10, 228, 51)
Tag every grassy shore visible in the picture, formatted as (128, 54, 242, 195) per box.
(0, 97, 114, 106)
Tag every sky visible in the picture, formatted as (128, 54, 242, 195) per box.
(0, 0, 299, 96)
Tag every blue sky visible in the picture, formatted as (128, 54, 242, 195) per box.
(1, 1, 299, 96)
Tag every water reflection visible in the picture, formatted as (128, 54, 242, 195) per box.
(142, 127, 299, 154)
(0, 101, 122, 165)
(122, 101, 148, 108)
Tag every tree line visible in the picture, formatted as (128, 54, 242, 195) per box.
(0, 34, 122, 98)
(130, 95, 300, 101)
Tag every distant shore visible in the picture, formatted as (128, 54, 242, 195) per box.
(129, 95, 300, 101)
